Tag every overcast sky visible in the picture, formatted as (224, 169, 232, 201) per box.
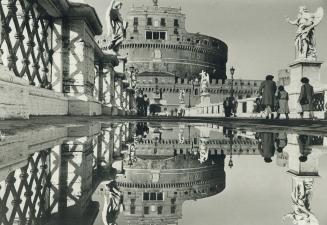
(86, 0, 327, 81)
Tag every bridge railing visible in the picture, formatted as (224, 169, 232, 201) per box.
(186, 89, 327, 119)
(0, 0, 135, 119)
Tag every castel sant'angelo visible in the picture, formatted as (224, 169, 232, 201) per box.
(98, 0, 261, 111)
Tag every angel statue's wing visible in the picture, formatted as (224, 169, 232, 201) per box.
(313, 7, 324, 27)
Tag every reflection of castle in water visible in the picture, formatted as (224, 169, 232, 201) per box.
(112, 123, 260, 225)
(117, 152, 225, 225)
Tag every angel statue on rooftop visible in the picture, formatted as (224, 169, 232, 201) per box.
(286, 6, 324, 61)
(200, 70, 210, 94)
(106, 0, 128, 53)
(179, 89, 185, 104)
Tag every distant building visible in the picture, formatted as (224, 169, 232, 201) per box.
(100, 0, 228, 80)
(98, 0, 262, 111)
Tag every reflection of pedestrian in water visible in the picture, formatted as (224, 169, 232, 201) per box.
(276, 131, 288, 153)
(257, 132, 276, 163)
(135, 122, 149, 141)
(297, 135, 312, 162)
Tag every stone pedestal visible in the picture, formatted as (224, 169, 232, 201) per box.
(287, 60, 324, 113)
(200, 92, 211, 105)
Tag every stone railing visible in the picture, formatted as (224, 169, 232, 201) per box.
(186, 90, 327, 119)
(0, 0, 135, 119)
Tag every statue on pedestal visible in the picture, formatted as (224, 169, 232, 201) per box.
(286, 7, 324, 61)
(106, 0, 128, 53)
(200, 70, 210, 94)
(282, 177, 319, 225)
(198, 138, 209, 164)
(179, 89, 185, 104)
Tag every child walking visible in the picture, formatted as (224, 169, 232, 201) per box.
(276, 86, 290, 119)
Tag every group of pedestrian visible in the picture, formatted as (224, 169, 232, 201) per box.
(223, 96, 238, 117)
(136, 91, 149, 116)
(258, 75, 315, 120)
(256, 132, 313, 163)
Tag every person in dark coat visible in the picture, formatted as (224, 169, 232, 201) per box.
(223, 97, 232, 117)
(258, 75, 277, 119)
(298, 77, 314, 119)
(257, 132, 276, 163)
(143, 95, 150, 116)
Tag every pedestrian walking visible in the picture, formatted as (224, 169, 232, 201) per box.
(258, 75, 277, 119)
(223, 97, 232, 117)
(230, 97, 238, 117)
(143, 95, 150, 116)
(275, 86, 290, 119)
(298, 77, 314, 119)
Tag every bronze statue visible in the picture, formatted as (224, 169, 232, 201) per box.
(106, 0, 128, 52)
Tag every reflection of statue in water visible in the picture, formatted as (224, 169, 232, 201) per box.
(102, 180, 124, 225)
(200, 70, 210, 94)
(198, 138, 209, 164)
(286, 6, 324, 61)
(179, 89, 185, 103)
(283, 177, 319, 225)
(106, 0, 128, 52)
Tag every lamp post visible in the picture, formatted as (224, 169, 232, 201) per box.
(228, 128, 234, 169)
(188, 80, 193, 108)
(230, 66, 235, 98)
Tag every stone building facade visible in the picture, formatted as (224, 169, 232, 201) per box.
(97, 0, 262, 112)
(99, 1, 228, 80)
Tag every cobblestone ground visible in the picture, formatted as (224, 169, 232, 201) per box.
(1, 116, 327, 135)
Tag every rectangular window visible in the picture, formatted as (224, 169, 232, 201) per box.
(157, 193, 163, 201)
(153, 31, 159, 40)
(133, 17, 138, 26)
(143, 192, 150, 201)
(146, 31, 152, 40)
(144, 206, 149, 214)
(130, 206, 135, 214)
(158, 206, 163, 214)
(174, 19, 179, 27)
(171, 198, 176, 204)
(133, 26, 138, 33)
(161, 18, 166, 26)
(160, 32, 166, 40)
(147, 17, 152, 26)
(150, 192, 156, 200)
(171, 206, 176, 214)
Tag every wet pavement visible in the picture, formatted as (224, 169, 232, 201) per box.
(0, 118, 327, 225)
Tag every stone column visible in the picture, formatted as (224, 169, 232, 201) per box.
(98, 125, 115, 168)
(102, 55, 119, 115)
(94, 64, 103, 102)
(113, 124, 123, 158)
(112, 76, 123, 115)
(62, 12, 102, 116)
